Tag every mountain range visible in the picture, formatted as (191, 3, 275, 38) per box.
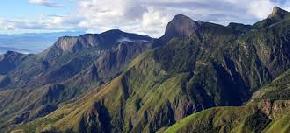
(0, 6, 290, 133)
(0, 31, 84, 54)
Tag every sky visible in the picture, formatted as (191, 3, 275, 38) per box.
(0, 0, 290, 37)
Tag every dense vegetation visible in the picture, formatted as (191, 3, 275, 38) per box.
(0, 7, 290, 133)
(165, 70, 290, 133)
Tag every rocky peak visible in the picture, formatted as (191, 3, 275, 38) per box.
(2, 51, 23, 61)
(5, 51, 22, 56)
(55, 36, 79, 52)
(165, 14, 202, 38)
(254, 7, 289, 28)
(268, 6, 288, 18)
(172, 14, 193, 22)
(53, 29, 153, 52)
(100, 29, 124, 36)
(99, 29, 152, 45)
(0, 51, 24, 74)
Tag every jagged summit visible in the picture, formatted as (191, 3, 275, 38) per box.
(51, 29, 153, 52)
(254, 7, 289, 28)
(268, 6, 288, 18)
(172, 14, 194, 21)
(100, 29, 124, 35)
(1, 51, 24, 60)
(163, 14, 203, 41)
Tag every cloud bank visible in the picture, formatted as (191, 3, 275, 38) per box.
(1, 0, 290, 37)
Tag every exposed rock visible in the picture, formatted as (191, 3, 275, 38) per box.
(53, 29, 153, 53)
(162, 14, 202, 42)
(268, 6, 288, 18)
(260, 99, 290, 119)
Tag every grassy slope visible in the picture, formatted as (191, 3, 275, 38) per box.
(0, 40, 151, 131)
(13, 51, 188, 132)
(164, 70, 290, 133)
(10, 10, 290, 133)
(164, 103, 290, 133)
(15, 38, 290, 133)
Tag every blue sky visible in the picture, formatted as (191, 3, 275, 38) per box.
(0, 0, 79, 34)
(0, 0, 289, 37)
(0, 0, 72, 19)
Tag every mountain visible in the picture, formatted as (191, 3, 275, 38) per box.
(0, 7, 290, 133)
(0, 29, 153, 131)
(0, 51, 25, 75)
(0, 29, 153, 89)
(0, 31, 84, 54)
(1, 7, 290, 133)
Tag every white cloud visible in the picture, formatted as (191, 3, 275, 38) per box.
(77, 0, 148, 32)
(2, 0, 290, 37)
(75, 0, 289, 37)
(0, 15, 80, 34)
(28, 0, 61, 7)
(140, 8, 169, 35)
(248, 1, 274, 18)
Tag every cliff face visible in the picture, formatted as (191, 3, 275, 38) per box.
(268, 6, 288, 18)
(164, 14, 202, 39)
(52, 29, 152, 53)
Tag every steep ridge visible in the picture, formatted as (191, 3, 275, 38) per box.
(164, 69, 290, 133)
(254, 7, 290, 29)
(0, 29, 153, 89)
(13, 7, 290, 133)
(46, 29, 152, 54)
(268, 7, 288, 18)
(161, 14, 203, 41)
(0, 30, 154, 131)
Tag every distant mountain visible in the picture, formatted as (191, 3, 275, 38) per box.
(0, 6, 290, 133)
(0, 51, 25, 75)
(0, 31, 85, 54)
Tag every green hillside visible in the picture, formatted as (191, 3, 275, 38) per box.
(164, 70, 290, 133)
(11, 7, 290, 133)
